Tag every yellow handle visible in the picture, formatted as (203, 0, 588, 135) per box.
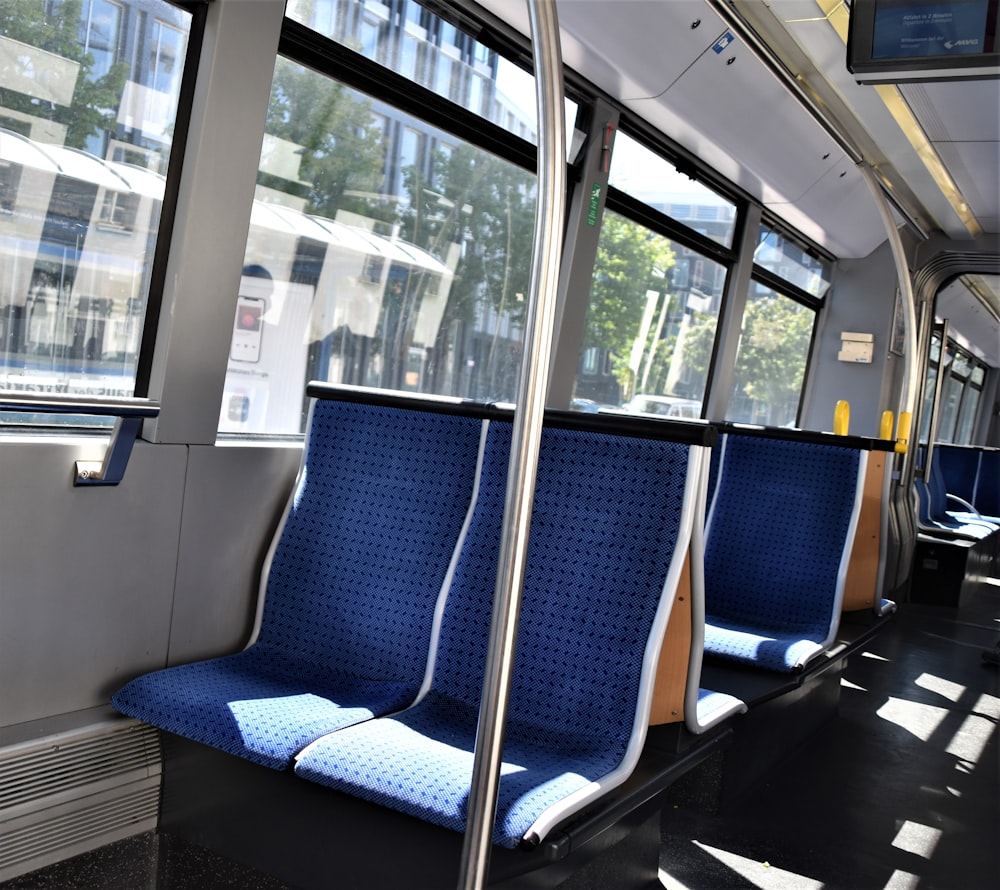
(895, 411, 912, 454)
(880, 410, 894, 441)
(834, 400, 850, 436)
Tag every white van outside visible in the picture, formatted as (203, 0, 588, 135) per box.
(623, 394, 701, 419)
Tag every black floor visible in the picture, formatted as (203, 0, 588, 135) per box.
(4, 579, 998, 890)
(659, 576, 1000, 890)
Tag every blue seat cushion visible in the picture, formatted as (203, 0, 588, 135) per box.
(112, 647, 421, 769)
(295, 692, 623, 848)
(112, 398, 486, 767)
(296, 419, 696, 846)
(702, 620, 827, 672)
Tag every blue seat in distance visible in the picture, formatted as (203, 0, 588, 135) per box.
(702, 434, 867, 672)
(295, 416, 708, 849)
(111, 396, 486, 769)
(915, 456, 999, 540)
(935, 444, 983, 510)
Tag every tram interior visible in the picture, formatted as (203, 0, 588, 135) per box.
(0, 1, 998, 888)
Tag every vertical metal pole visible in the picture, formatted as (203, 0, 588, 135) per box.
(456, 1, 566, 888)
(858, 162, 918, 469)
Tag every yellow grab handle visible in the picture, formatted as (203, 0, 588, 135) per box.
(880, 410, 895, 441)
(834, 400, 850, 436)
(895, 411, 912, 453)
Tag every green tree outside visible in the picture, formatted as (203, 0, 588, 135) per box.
(0, 0, 129, 148)
(585, 211, 676, 399)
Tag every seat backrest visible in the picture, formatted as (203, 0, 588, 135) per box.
(427, 417, 701, 747)
(935, 444, 981, 507)
(704, 433, 864, 634)
(255, 397, 486, 681)
(975, 449, 999, 516)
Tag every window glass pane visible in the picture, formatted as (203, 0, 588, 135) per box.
(0, 0, 190, 417)
(937, 375, 963, 443)
(79, 0, 122, 80)
(726, 282, 815, 427)
(755, 222, 832, 299)
(919, 363, 938, 443)
(572, 209, 724, 416)
(609, 132, 736, 248)
(284, 0, 577, 146)
(955, 386, 979, 444)
(220, 57, 536, 435)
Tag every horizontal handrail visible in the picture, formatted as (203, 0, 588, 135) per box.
(0, 394, 160, 486)
(0, 394, 159, 418)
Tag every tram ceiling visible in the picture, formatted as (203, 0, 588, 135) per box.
(473, 0, 999, 260)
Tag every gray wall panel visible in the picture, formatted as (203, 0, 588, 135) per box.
(0, 440, 187, 728)
(167, 443, 301, 665)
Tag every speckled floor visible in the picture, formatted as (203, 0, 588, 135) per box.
(0, 831, 299, 890)
(659, 575, 1000, 890)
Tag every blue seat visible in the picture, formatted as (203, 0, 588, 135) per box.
(915, 455, 999, 540)
(977, 449, 1000, 517)
(294, 417, 707, 848)
(111, 396, 486, 769)
(702, 434, 867, 672)
(935, 444, 982, 509)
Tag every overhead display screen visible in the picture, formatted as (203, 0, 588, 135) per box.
(848, 0, 999, 82)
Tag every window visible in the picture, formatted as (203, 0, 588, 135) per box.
(573, 210, 725, 412)
(79, 0, 124, 80)
(726, 283, 815, 427)
(755, 222, 832, 299)
(285, 0, 577, 146)
(608, 132, 737, 249)
(0, 1, 191, 412)
(219, 54, 536, 435)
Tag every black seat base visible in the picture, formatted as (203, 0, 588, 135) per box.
(157, 728, 730, 890)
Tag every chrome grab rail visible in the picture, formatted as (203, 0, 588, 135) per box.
(0, 394, 160, 486)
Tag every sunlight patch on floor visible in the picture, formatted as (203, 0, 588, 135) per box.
(915, 672, 965, 702)
(882, 869, 920, 889)
(891, 820, 942, 859)
(659, 841, 825, 889)
(945, 692, 1000, 767)
(876, 697, 949, 741)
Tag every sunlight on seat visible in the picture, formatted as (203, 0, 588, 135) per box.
(664, 841, 825, 889)
(891, 820, 942, 859)
(915, 672, 965, 702)
(945, 692, 1000, 767)
(876, 697, 949, 741)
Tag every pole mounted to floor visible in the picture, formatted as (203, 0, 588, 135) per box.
(456, 1, 566, 888)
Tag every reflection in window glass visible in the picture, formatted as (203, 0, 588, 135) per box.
(919, 364, 938, 444)
(608, 132, 736, 248)
(0, 1, 190, 413)
(755, 223, 832, 298)
(726, 283, 815, 427)
(78, 0, 122, 80)
(573, 210, 724, 414)
(955, 387, 980, 444)
(220, 58, 536, 435)
(937, 374, 963, 443)
(285, 0, 577, 145)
